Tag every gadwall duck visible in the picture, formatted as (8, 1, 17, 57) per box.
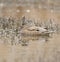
(21, 26, 52, 36)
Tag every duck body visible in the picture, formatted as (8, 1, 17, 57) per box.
(21, 26, 50, 36)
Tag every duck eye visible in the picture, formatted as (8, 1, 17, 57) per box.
(36, 29, 39, 31)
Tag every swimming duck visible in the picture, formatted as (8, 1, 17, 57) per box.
(21, 26, 51, 36)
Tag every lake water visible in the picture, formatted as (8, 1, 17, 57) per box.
(0, 32, 60, 62)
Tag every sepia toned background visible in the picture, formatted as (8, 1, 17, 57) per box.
(0, 0, 60, 23)
(0, 0, 60, 62)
